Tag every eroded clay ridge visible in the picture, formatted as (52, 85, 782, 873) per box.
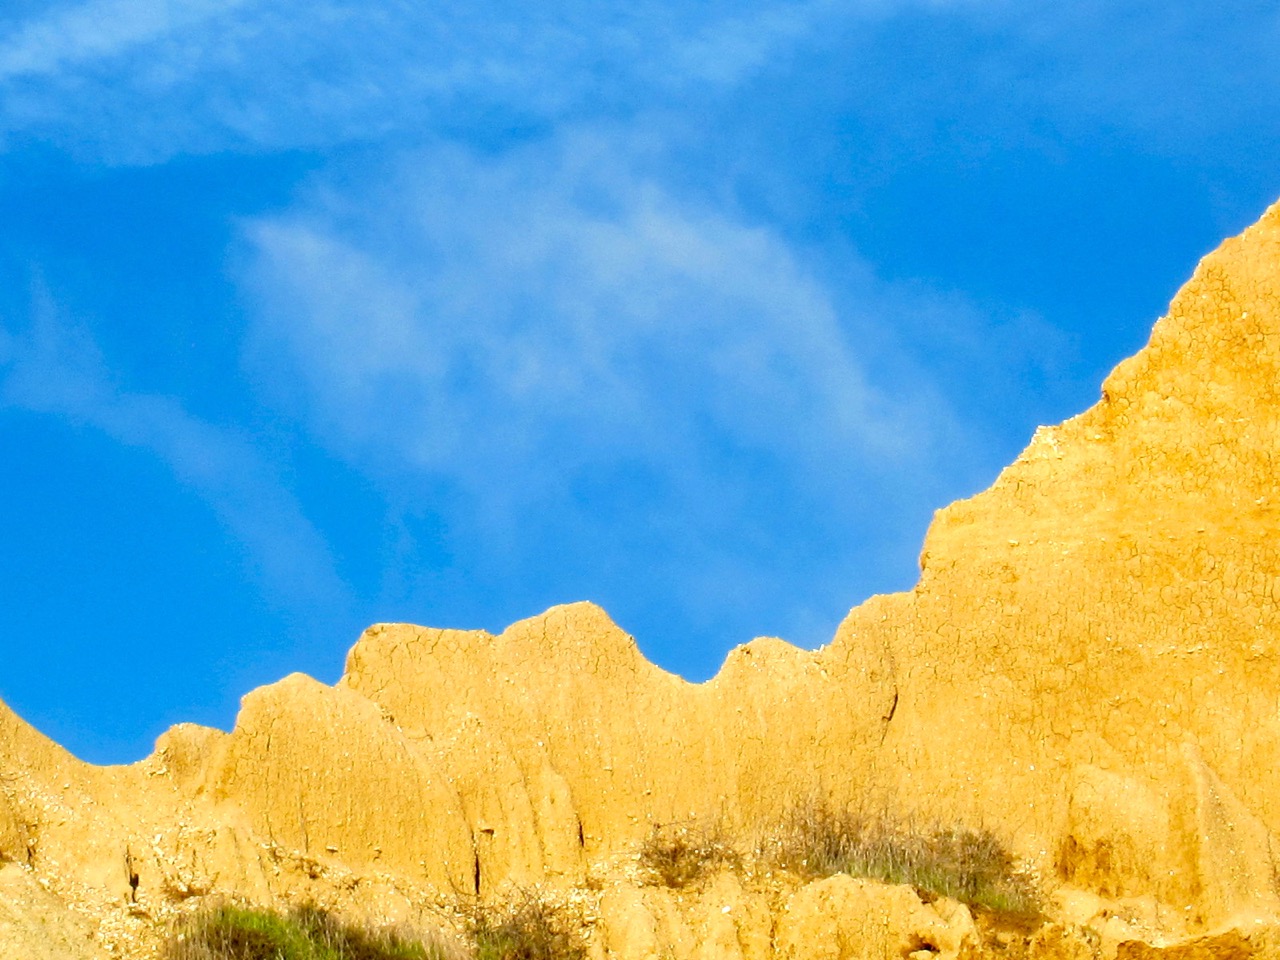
(3, 200, 1280, 958)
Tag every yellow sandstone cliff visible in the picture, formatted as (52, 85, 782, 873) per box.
(3, 200, 1280, 959)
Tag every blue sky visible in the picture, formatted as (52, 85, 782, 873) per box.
(1, 0, 1278, 764)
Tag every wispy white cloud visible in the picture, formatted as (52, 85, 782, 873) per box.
(241, 134, 931, 503)
(0, 0, 983, 163)
(233, 130, 999, 646)
(0, 288, 350, 618)
(1, 0, 1274, 176)
(0, 0, 253, 79)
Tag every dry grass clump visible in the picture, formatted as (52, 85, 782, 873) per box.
(164, 903, 451, 960)
(637, 821, 740, 889)
(465, 890, 587, 960)
(767, 802, 1041, 921)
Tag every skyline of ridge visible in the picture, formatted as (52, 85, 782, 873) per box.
(1, 0, 1279, 764)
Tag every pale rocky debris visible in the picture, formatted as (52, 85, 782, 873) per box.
(773, 876, 974, 960)
(4, 201, 1280, 958)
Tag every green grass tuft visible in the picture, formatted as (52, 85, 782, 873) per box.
(164, 903, 450, 960)
(767, 802, 1042, 922)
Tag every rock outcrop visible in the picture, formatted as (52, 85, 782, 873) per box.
(4, 201, 1280, 958)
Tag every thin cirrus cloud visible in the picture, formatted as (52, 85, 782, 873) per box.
(0, 290, 351, 620)
(5, 0, 1277, 175)
(0, 0, 991, 163)
(0, 0, 819, 158)
(0, 0, 254, 79)
(240, 136, 936, 507)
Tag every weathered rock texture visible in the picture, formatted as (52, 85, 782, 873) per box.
(4, 201, 1280, 959)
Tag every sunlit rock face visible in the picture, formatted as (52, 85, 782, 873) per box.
(3, 202, 1280, 959)
(832, 200, 1280, 924)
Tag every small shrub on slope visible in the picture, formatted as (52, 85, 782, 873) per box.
(466, 890, 586, 960)
(637, 821, 740, 889)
